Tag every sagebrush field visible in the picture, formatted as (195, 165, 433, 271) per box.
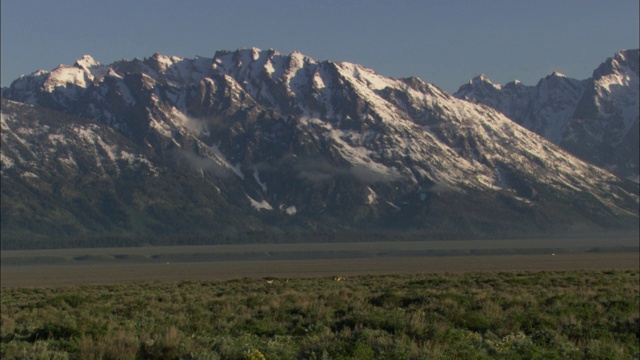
(1, 270, 638, 359)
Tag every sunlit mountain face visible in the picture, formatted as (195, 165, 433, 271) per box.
(455, 50, 639, 182)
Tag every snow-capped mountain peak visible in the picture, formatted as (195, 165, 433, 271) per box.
(43, 63, 93, 92)
(147, 52, 185, 73)
(505, 79, 522, 87)
(2, 48, 638, 242)
(74, 55, 101, 69)
(455, 49, 639, 181)
(465, 73, 500, 89)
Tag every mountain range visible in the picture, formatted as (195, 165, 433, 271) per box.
(1, 48, 638, 248)
(454, 49, 639, 182)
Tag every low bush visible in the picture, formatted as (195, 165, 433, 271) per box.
(1, 270, 638, 359)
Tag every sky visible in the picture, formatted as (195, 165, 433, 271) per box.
(1, 1, 639, 93)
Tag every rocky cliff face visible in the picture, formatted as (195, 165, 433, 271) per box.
(455, 50, 639, 182)
(2, 49, 638, 246)
(563, 50, 639, 181)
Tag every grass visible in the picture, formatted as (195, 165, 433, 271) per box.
(1, 270, 638, 359)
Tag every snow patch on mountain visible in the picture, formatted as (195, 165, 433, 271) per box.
(247, 195, 273, 211)
(205, 143, 244, 179)
(253, 167, 268, 192)
(285, 206, 297, 215)
(366, 187, 378, 204)
(0, 152, 14, 170)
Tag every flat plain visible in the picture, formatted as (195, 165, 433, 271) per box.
(2, 237, 638, 287)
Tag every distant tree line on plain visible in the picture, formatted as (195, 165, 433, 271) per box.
(1, 230, 485, 250)
(3, 228, 637, 250)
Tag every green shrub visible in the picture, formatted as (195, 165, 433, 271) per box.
(1, 270, 638, 359)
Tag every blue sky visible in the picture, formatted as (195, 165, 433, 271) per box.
(1, 1, 638, 92)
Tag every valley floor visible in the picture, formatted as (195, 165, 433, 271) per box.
(2, 238, 638, 287)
